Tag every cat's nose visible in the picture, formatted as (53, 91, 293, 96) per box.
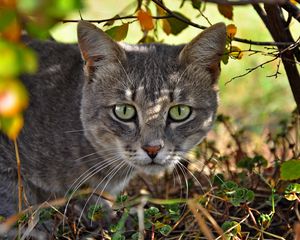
(142, 145, 162, 159)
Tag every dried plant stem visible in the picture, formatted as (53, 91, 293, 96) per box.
(14, 139, 22, 239)
(14, 139, 23, 213)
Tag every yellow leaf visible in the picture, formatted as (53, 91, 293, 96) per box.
(290, 0, 297, 4)
(137, 9, 154, 31)
(1, 18, 21, 42)
(229, 46, 243, 59)
(162, 19, 171, 35)
(218, 4, 233, 20)
(226, 24, 237, 38)
(0, 79, 28, 117)
(0, 114, 24, 139)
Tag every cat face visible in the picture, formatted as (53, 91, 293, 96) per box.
(77, 21, 226, 175)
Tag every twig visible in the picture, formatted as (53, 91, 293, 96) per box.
(281, 1, 300, 23)
(14, 139, 22, 239)
(226, 56, 278, 83)
(202, 0, 285, 4)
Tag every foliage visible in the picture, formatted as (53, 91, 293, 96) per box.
(0, 0, 299, 239)
(0, 0, 83, 139)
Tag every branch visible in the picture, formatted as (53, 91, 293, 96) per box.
(281, 1, 300, 23)
(151, 0, 296, 46)
(61, 1, 298, 47)
(264, 4, 300, 112)
(202, 0, 285, 5)
(61, 15, 170, 24)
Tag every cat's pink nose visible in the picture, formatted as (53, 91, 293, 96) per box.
(142, 145, 161, 159)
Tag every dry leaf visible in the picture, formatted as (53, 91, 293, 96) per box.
(218, 4, 233, 20)
(137, 9, 154, 31)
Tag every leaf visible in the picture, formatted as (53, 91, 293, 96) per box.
(226, 24, 237, 38)
(166, 12, 189, 35)
(105, 23, 129, 41)
(162, 19, 171, 35)
(229, 46, 243, 59)
(17, 0, 40, 13)
(104, 14, 120, 27)
(159, 224, 172, 236)
(191, 0, 201, 9)
(2, 19, 21, 42)
(0, 9, 16, 31)
(0, 79, 29, 117)
(218, 4, 233, 20)
(47, 0, 83, 18)
(137, 9, 154, 31)
(285, 183, 300, 201)
(281, 159, 300, 180)
(0, 114, 24, 140)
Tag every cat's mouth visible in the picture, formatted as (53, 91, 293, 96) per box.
(133, 161, 173, 175)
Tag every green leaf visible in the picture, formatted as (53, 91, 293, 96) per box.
(0, 9, 16, 31)
(131, 232, 139, 240)
(284, 183, 300, 201)
(105, 23, 129, 41)
(280, 159, 300, 180)
(166, 12, 189, 35)
(17, 0, 40, 13)
(87, 204, 103, 221)
(191, 0, 201, 9)
(222, 221, 241, 235)
(159, 224, 172, 236)
(47, 0, 83, 18)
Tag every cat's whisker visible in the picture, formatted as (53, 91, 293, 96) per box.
(176, 162, 189, 200)
(173, 164, 184, 200)
(77, 160, 126, 225)
(177, 161, 207, 194)
(63, 156, 123, 222)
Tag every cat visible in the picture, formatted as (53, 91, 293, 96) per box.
(0, 21, 226, 218)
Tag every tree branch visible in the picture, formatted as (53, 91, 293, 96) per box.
(264, 4, 300, 112)
(202, 0, 285, 5)
(281, 1, 300, 23)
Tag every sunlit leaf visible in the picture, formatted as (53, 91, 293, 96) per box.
(137, 9, 154, 31)
(0, 9, 16, 31)
(218, 4, 233, 20)
(25, 21, 52, 39)
(21, 47, 38, 74)
(0, 79, 28, 117)
(0, 41, 19, 76)
(229, 46, 243, 59)
(105, 23, 129, 41)
(0, 114, 24, 140)
(138, 35, 156, 43)
(1, 18, 21, 42)
(17, 0, 40, 13)
(47, 0, 83, 18)
(226, 24, 237, 38)
(166, 12, 189, 35)
(280, 159, 300, 180)
(162, 19, 171, 35)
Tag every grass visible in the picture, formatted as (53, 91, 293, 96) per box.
(0, 112, 299, 239)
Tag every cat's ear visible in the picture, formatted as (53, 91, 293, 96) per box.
(77, 21, 126, 79)
(179, 23, 227, 83)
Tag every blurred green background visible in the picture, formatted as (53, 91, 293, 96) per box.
(51, 0, 299, 132)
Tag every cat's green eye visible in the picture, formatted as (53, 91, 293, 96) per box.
(169, 105, 191, 122)
(114, 104, 136, 121)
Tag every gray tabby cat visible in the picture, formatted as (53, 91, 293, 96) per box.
(0, 21, 226, 217)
